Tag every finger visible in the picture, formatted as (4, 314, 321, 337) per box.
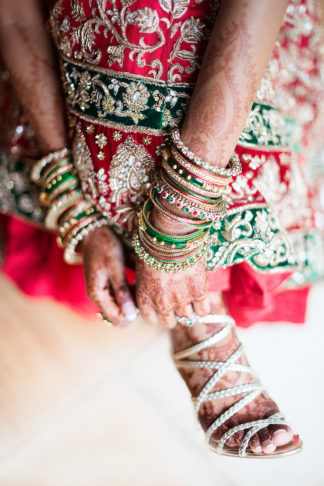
(159, 311, 177, 329)
(86, 268, 127, 327)
(111, 276, 138, 322)
(92, 286, 126, 327)
(193, 295, 210, 316)
(140, 305, 160, 326)
(176, 303, 193, 319)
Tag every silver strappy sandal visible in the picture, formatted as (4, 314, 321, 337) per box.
(172, 314, 303, 458)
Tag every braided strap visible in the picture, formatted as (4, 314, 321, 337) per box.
(171, 313, 293, 456)
(217, 413, 293, 456)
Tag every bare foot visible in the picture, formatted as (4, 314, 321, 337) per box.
(170, 294, 294, 455)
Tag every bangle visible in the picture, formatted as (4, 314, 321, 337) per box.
(42, 158, 73, 182)
(167, 148, 231, 192)
(133, 232, 210, 272)
(63, 217, 108, 264)
(58, 207, 98, 240)
(45, 189, 82, 230)
(140, 200, 205, 244)
(60, 214, 100, 247)
(31, 147, 71, 183)
(170, 129, 241, 177)
(161, 158, 223, 198)
(47, 180, 80, 205)
(44, 163, 75, 188)
(150, 189, 212, 229)
(58, 200, 95, 227)
(168, 147, 231, 186)
(160, 169, 220, 204)
(154, 177, 226, 221)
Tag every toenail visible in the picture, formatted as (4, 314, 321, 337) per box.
(274, 429, 286, 437)
(263, 440, 276, 453)
(254, 445, 262, 453)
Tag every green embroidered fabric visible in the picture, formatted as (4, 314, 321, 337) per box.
(62, 59, 193, 134)
(206, 205, 297, 273)
(238, 102, 291, 149)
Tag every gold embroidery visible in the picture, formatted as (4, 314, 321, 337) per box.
(62, 59, 192, 134)
(108, 136, 155, 231)
(168, 17, 206, 82)
(95, 133, 108, 148)
(159, 0, 190, 20)
(142, 136, 152, 145)
(112, 130, 123, 141)
(207, 204, 296, 272)
(51, 0, 210, 82)
(72, 122, 99, 202)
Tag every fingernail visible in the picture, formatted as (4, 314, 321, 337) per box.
(123, 302, 138, 321)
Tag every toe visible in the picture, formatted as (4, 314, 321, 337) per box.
(234, 430, 245, 446)
(258, 427, 276, 454)
(225, 435, 237, 448)
(270, 425, 293, 447)
(249, 434, 262, 454)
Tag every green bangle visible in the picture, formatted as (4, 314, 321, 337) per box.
(45, 172, 78, 194)
(142, 200, 206, 243)
(43, 158, 72, 181)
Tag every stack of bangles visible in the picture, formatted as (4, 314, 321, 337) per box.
(31, 147, 108, 264)
(133, 128, 241, 272)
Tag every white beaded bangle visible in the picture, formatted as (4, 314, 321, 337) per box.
(170, 130, 241, 177)
(63, 217, 108, 264)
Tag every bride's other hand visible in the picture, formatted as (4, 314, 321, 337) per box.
(82, 226, 138, 327)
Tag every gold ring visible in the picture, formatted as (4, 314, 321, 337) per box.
(96, 312, 113, 327)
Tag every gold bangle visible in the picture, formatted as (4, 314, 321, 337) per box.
(158, 172, 225, 212)
(45, 190, 82, 231)
(59, 200, 93, 227)
(47, 179, 80, 205)
(43, 163, 75, 187)
(31, 148, 71, 183)
(167, 147, 232, 187)
(161, 158, 223, 198)
(133, 233, 210, 273)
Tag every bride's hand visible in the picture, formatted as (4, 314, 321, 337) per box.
(136, 257, 210, 329)
(82, 226, 138, 327)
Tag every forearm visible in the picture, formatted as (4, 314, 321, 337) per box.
(181, 0, 289, 167)
(0, 0, 67, 152)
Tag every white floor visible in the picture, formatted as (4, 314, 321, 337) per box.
(0, 276, 323, 486)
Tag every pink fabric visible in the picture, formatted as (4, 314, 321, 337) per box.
(2, 215, 96, 315)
